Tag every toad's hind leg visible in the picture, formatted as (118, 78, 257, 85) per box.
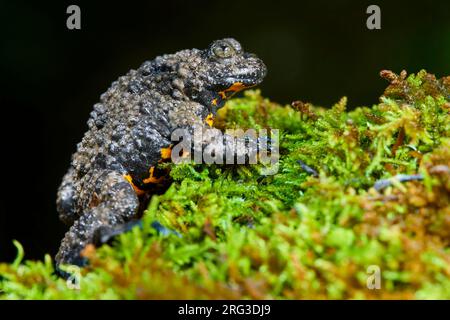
(55, 170, 139, 266)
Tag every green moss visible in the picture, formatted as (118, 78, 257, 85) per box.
(1, 70, 449, 299)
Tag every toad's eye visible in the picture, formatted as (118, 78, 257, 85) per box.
(212, 42, 235, 59)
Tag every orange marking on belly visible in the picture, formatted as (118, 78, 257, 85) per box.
(227, 82, 247, 92)
(218, 82, 248, 99)
(143, 166, 164, 184)
(160, 145, 172, 160)
(205, 113, 214, 127)
(124, 174, 145, 196)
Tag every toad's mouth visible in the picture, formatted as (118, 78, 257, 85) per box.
(220, 70, 266, 87)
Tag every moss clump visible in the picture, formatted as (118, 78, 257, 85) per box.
(1, 70, 449, 299)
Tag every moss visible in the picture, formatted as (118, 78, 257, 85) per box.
(1, 70, 449, 299)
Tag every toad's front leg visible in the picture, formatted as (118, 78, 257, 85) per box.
(55, 170, 139, 267)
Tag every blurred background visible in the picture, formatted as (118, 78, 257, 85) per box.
(1, 0, 449, 262)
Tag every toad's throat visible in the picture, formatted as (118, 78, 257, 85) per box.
(218, 81, 254, 99)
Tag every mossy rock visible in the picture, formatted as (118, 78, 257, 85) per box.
(1, 70, 449, 299)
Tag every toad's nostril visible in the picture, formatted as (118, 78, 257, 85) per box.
(244, 53, 258, 59)
(259, 63, 268, 78)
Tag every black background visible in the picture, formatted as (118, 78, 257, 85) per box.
(0, 0, 449, 262)
(0, 300, 440, 317)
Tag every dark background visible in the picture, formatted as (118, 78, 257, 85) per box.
(0, 0, 449, 262)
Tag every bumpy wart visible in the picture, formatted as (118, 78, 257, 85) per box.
(56, 38, 267, 266)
